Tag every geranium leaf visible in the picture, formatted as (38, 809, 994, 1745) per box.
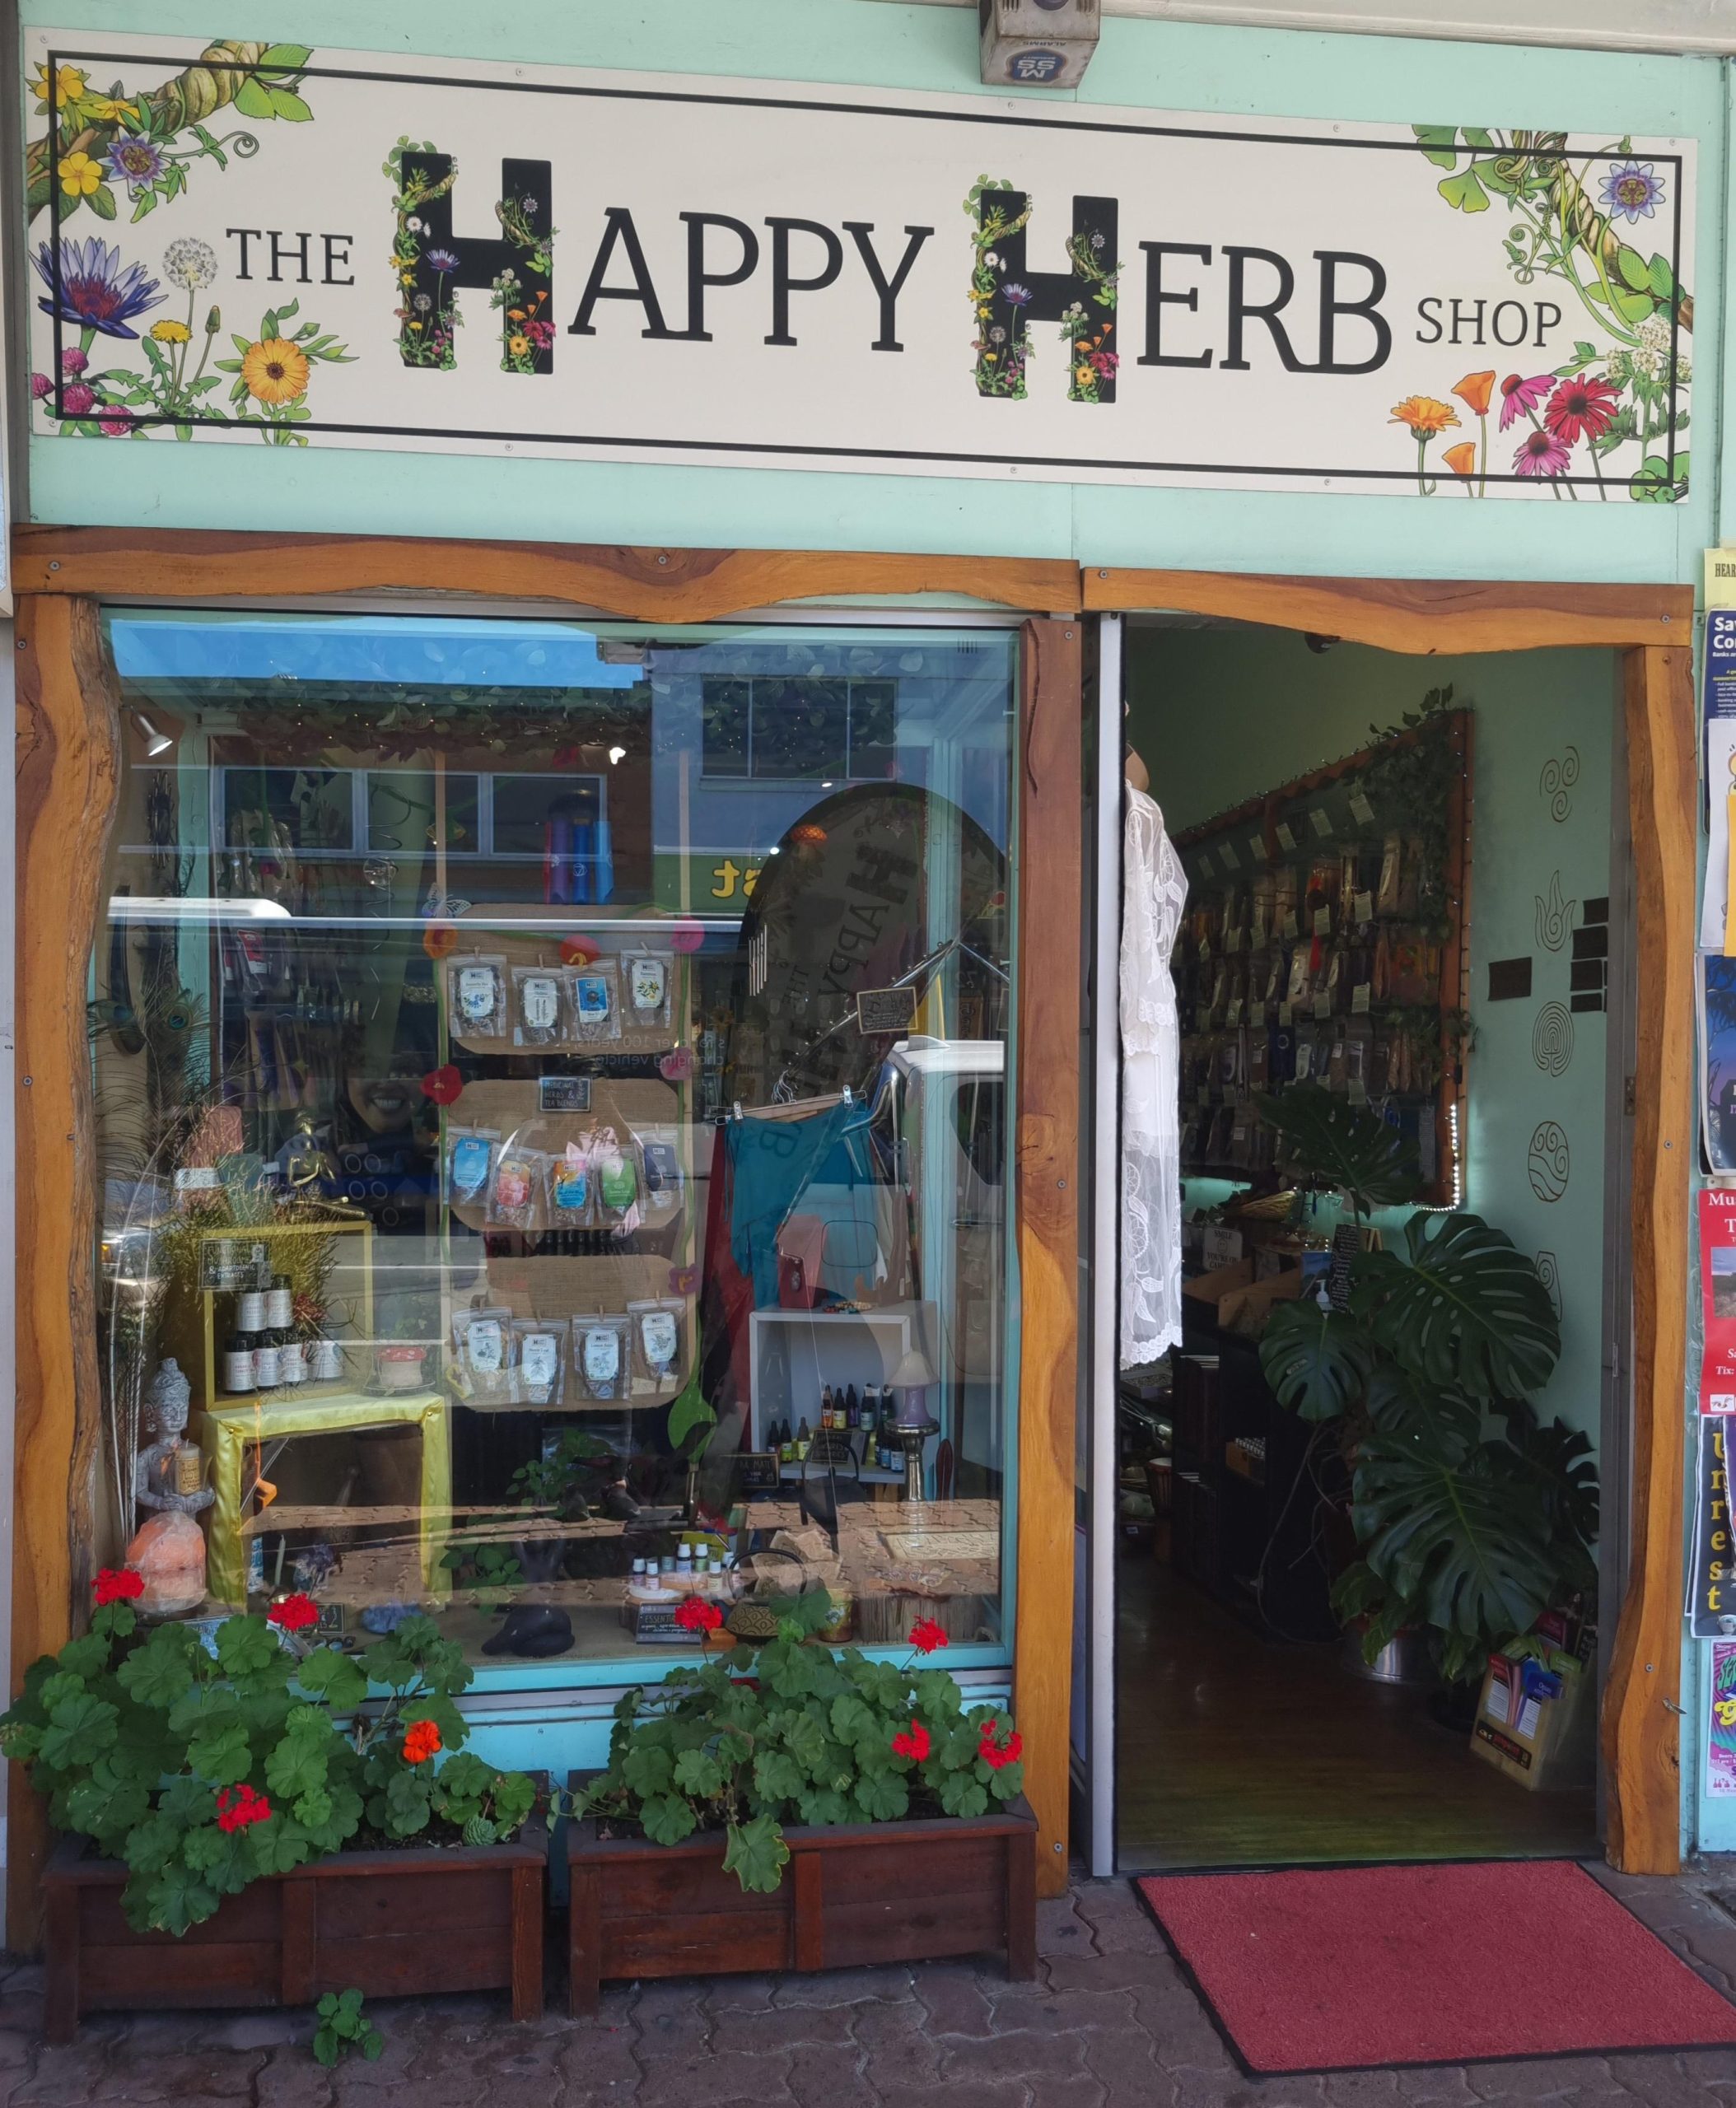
(640, 1793, 698, 1846)
(722, 1813, 789, 1892)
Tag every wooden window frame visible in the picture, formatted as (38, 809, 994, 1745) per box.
(7, 529, 1692, 1949)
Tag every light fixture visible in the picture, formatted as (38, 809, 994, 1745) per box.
(133, 711, 173, 758)
(607, 744, 627, 766)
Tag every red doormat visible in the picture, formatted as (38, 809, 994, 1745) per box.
(1136, 1860, 1736, 2075)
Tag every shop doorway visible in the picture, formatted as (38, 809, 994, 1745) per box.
(1107, 616, 1627, 1872)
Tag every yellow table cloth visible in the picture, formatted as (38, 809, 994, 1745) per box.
(198, 1389, 451, 1607)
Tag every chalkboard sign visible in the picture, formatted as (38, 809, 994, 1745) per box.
(539, 1074, 592, 1112)
(733, 1452, 782, 1495)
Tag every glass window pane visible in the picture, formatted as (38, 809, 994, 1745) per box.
(94, 612, 1017, 1680)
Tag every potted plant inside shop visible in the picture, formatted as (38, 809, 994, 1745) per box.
(1, 1579, 547, 2041)
(1253, 1085, 1598, 1699)
(566, 1587, 1037, 2013)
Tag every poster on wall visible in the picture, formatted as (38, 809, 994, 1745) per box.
(1699, 963, 1736, 1175)
(21, 30, 1694, 500)
(1696, 1191, 1736, 1410)
(1698, 613, 1736, 951)
(1688, 1415, 1735, 1637)
(1708, 1639, 1736, 1796)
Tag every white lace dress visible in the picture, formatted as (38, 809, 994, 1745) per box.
(1120, 789, 1188, 1366)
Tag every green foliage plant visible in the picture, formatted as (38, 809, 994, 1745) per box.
(576, 1590, 1024, 1893)
(0, 1591, 539, 1937)
(312, 1989, 382, 2068)
(1253, 1084, 1595, 1681)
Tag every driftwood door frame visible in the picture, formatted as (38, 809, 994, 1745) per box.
(7, 529, 1693, 1950)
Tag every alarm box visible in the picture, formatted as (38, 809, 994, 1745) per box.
(979, 0, 1100, 89)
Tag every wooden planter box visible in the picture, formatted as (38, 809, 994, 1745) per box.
(43, 1816, 547, 2044)
(566, 1780, 1036, 2015)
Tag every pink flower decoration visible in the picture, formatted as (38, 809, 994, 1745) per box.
(99, 414, 132, 437)
(29, 372, 51, 399)
(669, 921, 705, 954)
(60, 381, 96, 417)
(668, 1265, 698, 1296)
(59, 347, 87, 376)
(1497, 373, 1554, 431)
(658, 1047, 693, 1083)
(1514, 428, 1571, 479)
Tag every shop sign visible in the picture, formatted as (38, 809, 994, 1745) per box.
(24, 30, 1693, 501)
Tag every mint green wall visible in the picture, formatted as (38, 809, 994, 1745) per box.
(21, 0, 1727, 1850)
(17, 2, 1728, 592)
(1127, 627, 1616, 1454)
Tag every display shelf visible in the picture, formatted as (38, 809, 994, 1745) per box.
(746, 1303, 936, 1453)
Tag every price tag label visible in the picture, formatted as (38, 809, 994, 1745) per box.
(1347, 1078, 1369, 1107)
(1314, 992, 1332, 1019)
(1351, 982, 1372, 1014)
(1277, 1002, 1294, 1027)
(1313, 905, 1332, 935)
(1349, 790, 1376, 826)
(1275, 823, 1297, 852)
(1249, 1002, 1267, 1028)
(1309, 806, 1333, 838)
(1225, 928, 1243, 953)
(1248, 836, 1266, 865)
(1281, 910, 1300, 940)
(1220, 841, 1240, 870)
(1353, 890, 1374, 925)
(1225, 999, 1244, 1026)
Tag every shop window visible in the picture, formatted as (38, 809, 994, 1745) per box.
(93, 612, 1018, 1683)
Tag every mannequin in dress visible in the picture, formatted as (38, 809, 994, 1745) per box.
(1120, 738, 1186, 1364)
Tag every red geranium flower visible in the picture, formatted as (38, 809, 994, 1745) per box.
(215, 1784, 272, 1833)
(909, 1617, 948, 1656)
(402, 1720, 442, 1765)
(978, 1721, 1023, 1771)
(669, 921, 705, 955)
(268, 1593, 320, 1633)
(891, 1721, 931, 1762)
(559, 933, 601, 967)
(1543, 373, 1620, 446)
(421, 1065, 463, 1107)
(93, 1568, 143, 1606)
(674, 1596, 724, 1633)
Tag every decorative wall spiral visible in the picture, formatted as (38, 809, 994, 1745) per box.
(1532, 1000, 1575, 1077)
(1528, 1121, 1570, 1202)
(1535, 1249, 1562, 1322)
(1540, 747, 1580, 823)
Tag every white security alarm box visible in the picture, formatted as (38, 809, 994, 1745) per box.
(979, 0, 1100, 89)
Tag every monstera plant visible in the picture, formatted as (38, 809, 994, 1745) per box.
(1255, 1086, 1597, 1683)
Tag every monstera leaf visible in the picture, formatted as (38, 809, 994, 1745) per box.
(1255, 1085, 1420, 1215)
(1496, 1402, 1600, 1594)
(1362, 1361, 1482, 1457)
(1258, 1298, 1374, 1423)
(1351, 1426, 1556, 1664)
(1355, 1212, 1561, 1401)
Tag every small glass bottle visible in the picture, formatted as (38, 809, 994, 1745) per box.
(796, 1415, 811, 1461)
(265, 1274, 293, 1330)
(278, 1335, 306, 1386)
(237, 1288, 265, 1336)
(845, 1383, 860, 1431)
(253, 1329, 282, 1388)
(223, 1332, 255, 1393)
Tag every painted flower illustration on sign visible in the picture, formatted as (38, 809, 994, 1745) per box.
(1599, 159, 1664, 225)
(1389, 394, 1459, 495)
(33, 236, 162, 338)
(215, 296, 354, 444)
(1413, 124, 1691, 500)
(964, 177, 1118, 404)
(26, 43, 316, 227)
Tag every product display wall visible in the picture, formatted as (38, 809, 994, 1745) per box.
(91, 611, 1019, 1675)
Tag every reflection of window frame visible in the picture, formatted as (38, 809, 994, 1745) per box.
(700, 674, 898, 782)
(210, 764, 607, 863)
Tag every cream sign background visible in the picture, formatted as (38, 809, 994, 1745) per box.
(26, 29, 1693, 500)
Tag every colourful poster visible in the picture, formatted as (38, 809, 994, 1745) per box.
(1699, 1190, 1736, 1411)
(1708, 1639, 1736, 1796)
(1689, 1417, 1735, 1635)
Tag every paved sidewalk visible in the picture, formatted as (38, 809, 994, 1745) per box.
(2, 1865, 1734, 2107)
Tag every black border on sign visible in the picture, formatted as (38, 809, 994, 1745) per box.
(35, 44, 1688, 492)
